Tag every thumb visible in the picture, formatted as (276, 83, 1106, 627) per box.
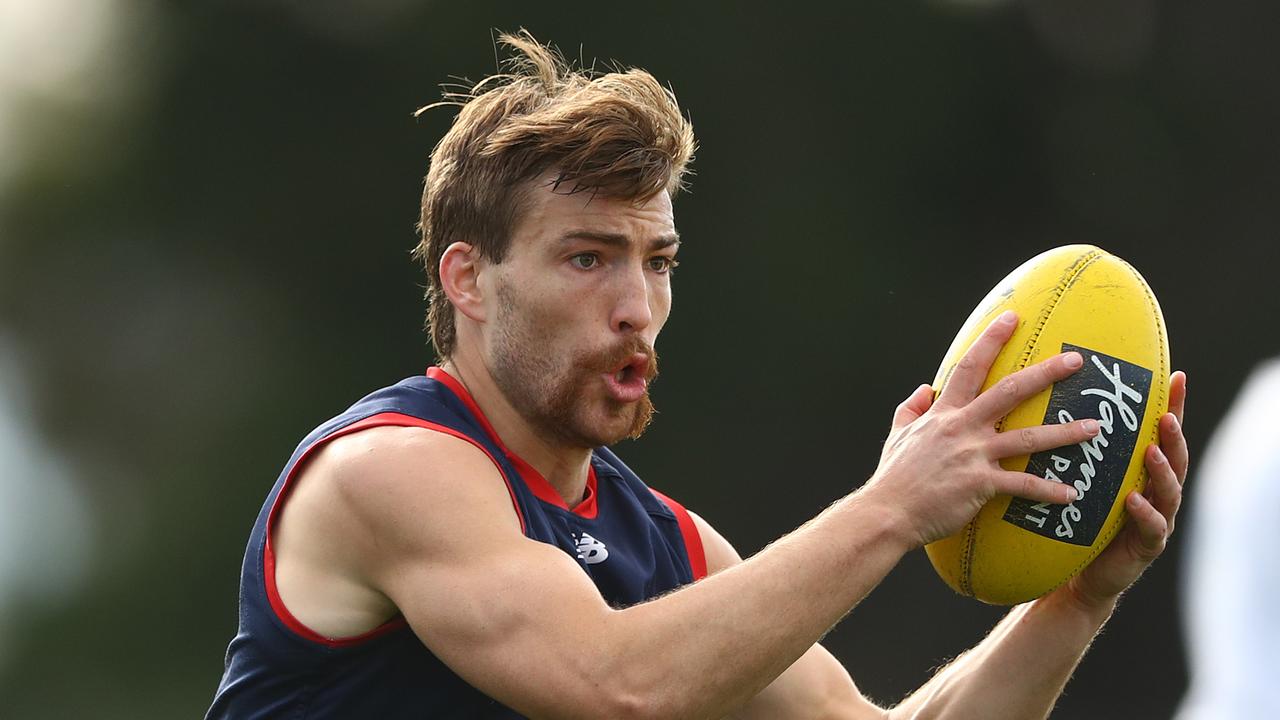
(892, 383, 936, 430)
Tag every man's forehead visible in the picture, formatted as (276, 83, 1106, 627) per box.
(521, 176, 677, 239)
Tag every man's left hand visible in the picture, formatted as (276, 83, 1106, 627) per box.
(1056, 370, 1189, 610)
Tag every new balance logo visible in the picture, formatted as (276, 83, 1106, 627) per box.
(572, 532, 609, 565)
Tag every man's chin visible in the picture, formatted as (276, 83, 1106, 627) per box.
(567, 398, 654, 447)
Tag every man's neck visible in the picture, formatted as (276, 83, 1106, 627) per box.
(440, 355, 593, 508)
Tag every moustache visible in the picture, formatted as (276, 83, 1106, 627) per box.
(579, 338, 659, 381)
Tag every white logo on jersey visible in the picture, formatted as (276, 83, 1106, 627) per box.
(573, 532, 609, 565)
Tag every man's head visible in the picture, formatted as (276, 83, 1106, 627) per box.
(415, 32, 695, 447)
(416, 30, 695, 358)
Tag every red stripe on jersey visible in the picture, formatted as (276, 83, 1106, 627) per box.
(263, 411, 526, 647)
(426, 367, 599, 519)
(649, 489, 708, 581)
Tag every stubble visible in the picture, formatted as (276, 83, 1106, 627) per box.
(490, 282, 658, 448)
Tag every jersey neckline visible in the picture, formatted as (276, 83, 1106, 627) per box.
(426, 366, 599, 519)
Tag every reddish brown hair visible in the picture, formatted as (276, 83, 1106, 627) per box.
(414, 30, 696, 358)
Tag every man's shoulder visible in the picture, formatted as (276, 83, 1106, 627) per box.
(313, 424, 501, 501)
(285, 422, 522, 572)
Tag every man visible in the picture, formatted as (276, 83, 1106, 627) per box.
(208, 32, 1189, 719)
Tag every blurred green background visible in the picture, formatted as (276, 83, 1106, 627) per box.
(1, 1, 1275, 717)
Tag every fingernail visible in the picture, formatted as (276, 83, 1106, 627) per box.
(1082, 419, 1099, 434)
(1064, 352, 1083, 369)
(1168, 414, 1180, 431)
(1151, 445, 1166, 464)
(997, 310, 1017, 325)
(1065, 486, 1079, 502)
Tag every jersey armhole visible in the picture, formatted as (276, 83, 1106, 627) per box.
(648, 489, 708, 581)
(263, 411, 526, 647)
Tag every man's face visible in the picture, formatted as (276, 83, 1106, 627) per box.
(482, 176, 678, 449)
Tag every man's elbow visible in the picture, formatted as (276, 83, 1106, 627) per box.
(601, 690, 667, 720)
(595, 664, 699, 720)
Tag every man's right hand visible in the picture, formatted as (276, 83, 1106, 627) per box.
(860, 310, 1094, 548)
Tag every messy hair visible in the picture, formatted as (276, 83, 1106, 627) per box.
(413, 30, 696, 358)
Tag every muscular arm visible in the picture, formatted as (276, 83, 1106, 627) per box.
(678, 508, 1118, 720)
(330, 422, 906, 712)
(673, 369, 1187, 720)
(280, 315, 1105, 719)
(885, 591, 1114, 720)
(317, 427, 906, 720)
(696, 428, 1185, 720)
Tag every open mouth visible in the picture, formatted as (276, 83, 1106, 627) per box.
(603, 353, 651, 402)
(612, 354, 649, 383)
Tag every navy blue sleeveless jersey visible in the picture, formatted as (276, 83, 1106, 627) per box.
(207, 367, 707, 719)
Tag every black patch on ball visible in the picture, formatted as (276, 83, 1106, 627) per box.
(1002, 343, 1153, 547)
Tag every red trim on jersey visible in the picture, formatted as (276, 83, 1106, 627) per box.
(263, 411, 526, 648)
(649, 489, 708, 581)
(427, 366, 599, 519)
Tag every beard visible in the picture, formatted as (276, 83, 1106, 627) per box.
(489, 284, 658, 449)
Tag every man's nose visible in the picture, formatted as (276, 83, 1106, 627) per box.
(611, 264, 653, 334)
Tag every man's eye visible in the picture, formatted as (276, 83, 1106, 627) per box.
(571, 254, 598, 269)
(648, 257, 679, 273)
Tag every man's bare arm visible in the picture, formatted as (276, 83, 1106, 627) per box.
(281, 314, 1091, 719)
(318, 426, 906, 720)
(689, 372, 1187, 720)
(688, 509, 1110, 720)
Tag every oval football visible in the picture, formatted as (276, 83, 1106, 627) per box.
(924, 245, 1170, 605)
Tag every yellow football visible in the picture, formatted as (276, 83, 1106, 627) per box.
(924, 245, 1170, 605)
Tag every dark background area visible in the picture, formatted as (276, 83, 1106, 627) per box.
(1, 1, 1275, 717)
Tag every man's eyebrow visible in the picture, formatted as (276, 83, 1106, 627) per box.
(558, 230, 681, 250)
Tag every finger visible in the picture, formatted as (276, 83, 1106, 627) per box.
(988, 418, 1100, 460)
(1125, 491, 1169, 562)
(936, 311, 1019, 408)
(1168, 370, 1187, 426)
(1144, 444, 1184, 535)
(1158, 412, 1189, 486)
(892, 384, 935, 430)
(967, 351, 1084, 423)
(993, 470, 1079, 506)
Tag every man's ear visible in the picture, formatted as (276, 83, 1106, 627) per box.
(439, 242, 487, 323)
